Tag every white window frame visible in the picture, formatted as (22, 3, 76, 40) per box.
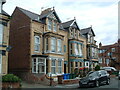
(78, 44, 83, 56)
(46, 38, 49, 52)
(32, 58, 46, 74)
(57, 39, 62, 53)
(51, 59, 56, 74)
(51, 37, 56, 52)
(0, 24, 3, 44)
(58, 59, 62, 74)
(48, 19, 52, 31)
(99, 58, 102, 63)
(106, 59, 109, 66)
(74, 43, 78, 55)
(34, 36, 40, 52)
(53, 22, 57, 32)
(111, 48, 115, 52)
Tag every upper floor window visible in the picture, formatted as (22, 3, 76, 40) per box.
(70, 28, 73, 37)
(51, 37, 56, 52)
(74, 43, 83, 56)
(57, 39, 62, 53)
(46, 38, 49, 51)
(74, 43, 79, 55)
(88, 34, 90, 43)
(53, 22, 57, 32)
(48, 19, 52, 30)
(34, 36, 40, 52)
(111, 48, 115, 52)
(0, 24, 3, 44)
(78, 44, 83, 56)
(70, 43, 73, 55)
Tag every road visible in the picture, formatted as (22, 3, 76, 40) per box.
(55, 77, 120, 89)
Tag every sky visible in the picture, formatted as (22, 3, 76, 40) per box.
(3, 0, 119, 46)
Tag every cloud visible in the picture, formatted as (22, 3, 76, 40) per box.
(3, 0, 118, 45)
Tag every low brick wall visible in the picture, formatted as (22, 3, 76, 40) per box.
(63, 79, 79, 84)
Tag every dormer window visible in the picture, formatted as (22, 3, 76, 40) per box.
(48, 19, 52, 30)
(53, 22, 57, 32)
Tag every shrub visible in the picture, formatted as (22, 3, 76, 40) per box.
(95, 65, 100, 71)
(2, 74, 22, 83)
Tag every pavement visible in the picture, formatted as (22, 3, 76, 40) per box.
(21, 81, 79, 88)
(21, 76, 119, 88)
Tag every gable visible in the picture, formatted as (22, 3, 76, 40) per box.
(70, 21, 80, 30)
(89, 29, 95, 36)
(48, 13, 58, 21)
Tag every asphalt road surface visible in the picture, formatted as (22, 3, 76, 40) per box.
(55, 77, 120, 89)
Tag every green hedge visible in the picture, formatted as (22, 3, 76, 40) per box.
(2, 74, 22, 82)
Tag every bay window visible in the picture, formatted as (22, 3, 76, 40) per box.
(57, 39, 62, 53)
(74, 43, 78, 55)
(32, 58, 46, 74)
(46, 38, 49, 51)
(51, 38, 56, 52)
(78, 44, 83, 56)
(51, 59, 56, 74)
(34, 36, 40, 52)
(58, 59, 62, 74)
(70, 43, 73, 55)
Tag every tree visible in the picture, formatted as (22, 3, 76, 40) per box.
(95, 65, 100, 71)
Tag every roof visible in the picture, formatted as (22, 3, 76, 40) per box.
(2, 10, 10, 16)
(17, 7, 61, 23)
(80, 27, 95, 36)
(17, 7, 41, 22)
(40, 8, 61, 23)
(61, 19, 74, 29)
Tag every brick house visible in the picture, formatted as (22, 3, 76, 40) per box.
(80, 27, 99, 71)
(9, 7, 99, 82)
(61, 19, 87, 74)
(98, 39, 120, 70)
(0, 1, 10, 75)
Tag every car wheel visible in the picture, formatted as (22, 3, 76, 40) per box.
(106, 79, 110, 85)
(95, 81, 99, 87)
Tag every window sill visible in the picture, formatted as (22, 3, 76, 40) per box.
(44, 51, 64, 55)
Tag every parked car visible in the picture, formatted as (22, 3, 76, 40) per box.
(79, 70, 110, 87)
(101, 67, 117, 71)
(118, 70, 120, 80)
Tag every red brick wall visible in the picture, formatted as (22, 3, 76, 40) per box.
(9, 7, 31, 73)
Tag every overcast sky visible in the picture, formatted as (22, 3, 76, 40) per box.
(3, 0, 119, 46)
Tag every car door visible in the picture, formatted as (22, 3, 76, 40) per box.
(101, 71, 107, 83)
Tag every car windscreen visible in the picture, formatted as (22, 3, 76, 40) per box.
(86, 72, 98, 77)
